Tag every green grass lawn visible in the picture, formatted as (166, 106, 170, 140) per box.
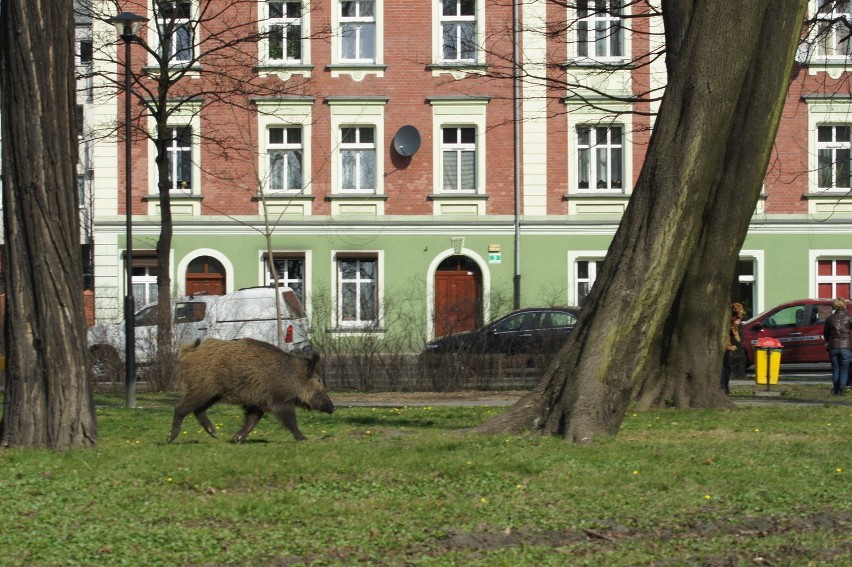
(0, 392, 850, 566)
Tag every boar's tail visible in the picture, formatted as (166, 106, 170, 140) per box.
(179, 338, 203, 358)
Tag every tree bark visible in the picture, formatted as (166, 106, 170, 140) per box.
(155, 128, 175, 361)
(633, 2, 807, 410)
(474, 0, 807, 441)
(0, 0, 98, 448)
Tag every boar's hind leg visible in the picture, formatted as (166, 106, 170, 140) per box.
(273, 403, 307, 441)
(194, 410, 217, 439)
(232, 407, 264, 444)
(168, 395, 220, 443)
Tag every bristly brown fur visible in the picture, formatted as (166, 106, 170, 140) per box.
(168, 338, 334, 443)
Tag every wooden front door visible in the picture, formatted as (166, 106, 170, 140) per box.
(185, 256, 226, 296)
(434, 256, 482, 338)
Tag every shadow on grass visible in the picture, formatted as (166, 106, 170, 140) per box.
(339, 415, 437, 428)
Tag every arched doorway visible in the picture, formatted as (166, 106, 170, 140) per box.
(434, 255, 482, 338)
(185, 255, 226, 296)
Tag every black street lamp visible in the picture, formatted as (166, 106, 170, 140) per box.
(109, 12, 148, 408)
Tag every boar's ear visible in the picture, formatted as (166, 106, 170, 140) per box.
(306, 351, 320, 377)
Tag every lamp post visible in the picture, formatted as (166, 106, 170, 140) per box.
(109, 12, 148, 408)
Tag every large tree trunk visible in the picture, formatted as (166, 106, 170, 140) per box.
(475, 0, 807, 441)
(633, 2, 807, 410)
(0, 0, 97, 448)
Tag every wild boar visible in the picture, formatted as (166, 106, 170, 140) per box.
(168, 338, 334, 443)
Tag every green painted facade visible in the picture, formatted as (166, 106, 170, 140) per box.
(106, 216, 852, 346)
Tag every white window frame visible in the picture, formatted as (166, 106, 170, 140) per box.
(567, 252, 606, 306)
(264, 1, 304, 64)
(566, 102, 633, 200)
(267, 126, 304, 193)
(573, 123, 627, 193)
(256, 99, 313, 199)
(804, 97, 852, 216)
(75, 27, 93, 67)
(339, 126, 377, 193)
(125, 251, 179, 307)
(440, 0, 477, 63)
(261, 0, 307, 65)
(263, 252, 310, 308)
(431, 98, 488, 199)
(441, 126, 477, 192)
(814, 0, 852, 59)
(339, 0, 376, 63)
(329, 0, 384, 78)
(736, 251, 765, 318)
(432, 0, 484, 69)
(810, 253, 852, 298)
(164, 125, 194, 193)
(332, 251, 383, 331)
(816, 124, 852, 191)
(147, 104, 201, 212)
(572, 0, 627, 62)
(154, 0, 196, 65)
(131, 267, 158, 307)
(328, 98, 386, 205)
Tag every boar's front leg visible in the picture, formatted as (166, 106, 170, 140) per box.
(232, 407, 264, 444)
(273, 403, 307, 441)
(169, 395, 220, 443)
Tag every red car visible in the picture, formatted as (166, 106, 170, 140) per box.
(741, 299, 834, 365)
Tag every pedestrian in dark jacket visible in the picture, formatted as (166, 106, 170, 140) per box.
(823, 297, 852, 396)
(721, 302, 746, 395)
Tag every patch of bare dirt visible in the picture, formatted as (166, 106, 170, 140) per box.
(418, 510, 852, 564)
(289, 510, 851, 565)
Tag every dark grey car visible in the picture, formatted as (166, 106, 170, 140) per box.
(423, 307, 580, 357)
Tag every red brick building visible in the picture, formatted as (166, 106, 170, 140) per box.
(78, 1, 852, 343)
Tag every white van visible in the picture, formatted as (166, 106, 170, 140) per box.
(88, 286, 310, 379)
(175, 286, 310, 348)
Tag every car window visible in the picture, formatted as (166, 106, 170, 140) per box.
(543, 311, 577, 328)
(762, 306, 802, 328)
(135, 305, 159, 327)
(174, 301, 207, 324)
(813, 304, 832, 324)
(494, 313, 530, 332)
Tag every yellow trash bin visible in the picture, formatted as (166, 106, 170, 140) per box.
(754, 338, 782, 386)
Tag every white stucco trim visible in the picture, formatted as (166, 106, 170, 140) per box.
(176, 248, 235, 296)
(808, 248, 852, 298)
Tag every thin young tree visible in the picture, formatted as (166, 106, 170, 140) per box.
(85, 0, 324, 379)
(475, 0, 809, 440)
(1, 0, 97, 448)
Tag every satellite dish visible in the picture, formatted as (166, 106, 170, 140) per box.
(393, 125, 421, 158)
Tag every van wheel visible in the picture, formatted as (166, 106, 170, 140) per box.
(89, 345, 123, 383)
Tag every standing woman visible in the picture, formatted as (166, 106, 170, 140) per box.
(823, 297, 852, 396)
(721, 302, 747, 395)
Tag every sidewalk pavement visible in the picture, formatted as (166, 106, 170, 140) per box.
(333, 379, 849, 408)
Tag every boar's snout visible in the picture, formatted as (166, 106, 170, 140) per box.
(301, 392, 335, 414)
(320, 399, 335, 414)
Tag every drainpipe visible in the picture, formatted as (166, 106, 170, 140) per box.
(512, 0, 522, 310)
